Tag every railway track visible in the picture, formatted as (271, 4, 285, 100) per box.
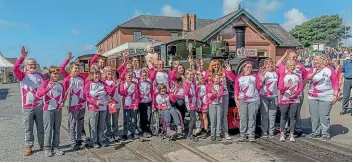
(254, 137, 352, 162)
(174, 140, 220, 162)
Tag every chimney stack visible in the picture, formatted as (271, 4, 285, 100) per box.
(183, 14, 190, 32)
(190, 14, 196, 31)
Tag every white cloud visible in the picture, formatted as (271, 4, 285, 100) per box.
(252, 0, 281, 22)
(82, 44, 95, 51)
(222, 0, 244, 16)
(71, 29, 80, 35)
(161, 5, 183, 17)
(0, 20, 30, 28)
(282, 8, 308, 31)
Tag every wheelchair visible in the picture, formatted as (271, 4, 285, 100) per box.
(149, 108, 182, 140)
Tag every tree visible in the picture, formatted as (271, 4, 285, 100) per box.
(289, 15, 351, 48)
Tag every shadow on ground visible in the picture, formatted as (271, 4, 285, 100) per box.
(0, 88, 9, 100)
(301, 117, 349, 138)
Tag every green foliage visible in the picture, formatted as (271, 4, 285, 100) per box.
(289, 15, 351, 48)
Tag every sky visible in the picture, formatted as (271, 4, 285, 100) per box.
(0, 0, 352, 67)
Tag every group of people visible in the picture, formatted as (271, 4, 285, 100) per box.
(13, 46, 346, 157)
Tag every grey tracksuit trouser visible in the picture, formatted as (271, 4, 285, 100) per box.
(239, 101, 260, 138)
(309, 99, 333, 137)
(260, 97, 277, 135)
(43, 109, 62, 150)
(221, 94, 229, 135)
(123, 109, 137, 136)
(68, 109, 85, 143)
(89, 110, 106, 144)
(105, 108, 120, 137)
(22, 104, 44, 148)
(280, 103, 298, 133)
(209, 103, 223, 136)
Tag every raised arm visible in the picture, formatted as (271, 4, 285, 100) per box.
(276, 49, 289, 67)
(37, 80, 51, 97)
(89, 49, 102, 66)
(59, 52, 73, 78)
(13, 46, 27, 81)
(224, 65, 236, 82)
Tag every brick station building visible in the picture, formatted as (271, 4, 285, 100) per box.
(96, 7, 299, 66)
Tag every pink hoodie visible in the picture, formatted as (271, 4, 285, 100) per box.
(37, 80, 65, 111)
(118, 81, 140, 110)
(84, 80, 115, 111)
(184, 80, 197, 110)
(306, 66, 339, 101)
(256, 70, 279, 98)
(169, 83, 185, 103)
(13, 56, 45, 109)
(278, 72, 304, 104)
(234, 74, 261, 102)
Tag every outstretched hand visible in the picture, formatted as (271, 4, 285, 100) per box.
(21, 46, 28, 58)
(225, 64, 232, 71)
(67, 52, 73, 60)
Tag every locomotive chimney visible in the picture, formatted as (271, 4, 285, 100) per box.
(233, 21, 247, 50)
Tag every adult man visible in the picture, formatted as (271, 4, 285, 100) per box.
(340, 53, 352, 115)
(90, 49, 104, 73)
(276, 49, 308, 135)
(13, 46, 45, 156)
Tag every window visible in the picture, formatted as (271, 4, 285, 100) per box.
(133, 31, 142, 40)
(171, 32, 179, 40)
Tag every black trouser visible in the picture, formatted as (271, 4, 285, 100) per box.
(139, 102, 152, 133)
(174, 99, 187, 121)
(280, 103, 298, 134)
(188, 110, 197, 136)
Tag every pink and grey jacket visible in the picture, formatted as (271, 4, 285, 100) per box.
(60, 58, 88, 110)
(37, 80, 64, 111)
(196, 84, 208, 112)
(149, 68, 170, 92)
(184, 80, 197, 111)
(118, 81, 140, 110)
(278, 63, 308, 80)
(206, 70, 229, 95)
(169, 84, 185, 103)
(139, 80, 153, 103)
(13, 56, 45, 109)
(84, 80, 115, 111)
(154, 94, 172, 110)
(207, 83, 224, 104)
(306, 67, 339, 101)
(257, 70, 279, 98)
(278, 72, 303, 104)
(232, 73, 261, 103)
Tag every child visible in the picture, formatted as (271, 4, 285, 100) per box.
(60, 52, 88, 149)
(119, 71, 140, 140)
(13, 46, 45, 156)
(257, 59, 279, 138)
(138, 69, 153, 138)
(154, 84, 183, 139)
(207, 73, 224, 141)
(184, 69, 198, 141)
(102, 66, 120, 142)
(84, 65, 114, 148)
(37, 66, 65, 157)
(196, 73, 209, 139)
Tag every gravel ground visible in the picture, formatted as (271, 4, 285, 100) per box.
(1, 83, 351, 162)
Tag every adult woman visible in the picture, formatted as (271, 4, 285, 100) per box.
(306, 56, 339, 141)
(278, 60, 304, 142)
(169, 64, 187, 120)
(206, 60, 231, 140)
(225, 62, 261, 142)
